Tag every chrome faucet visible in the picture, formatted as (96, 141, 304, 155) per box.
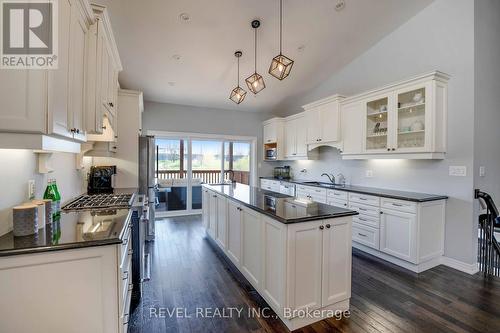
(321, 173, 335, 184)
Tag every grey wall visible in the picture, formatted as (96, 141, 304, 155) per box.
(474, 0, 500, 200)
(142, 101, 277, 180)
(272, 0, 476, 265)
(0, 150, 85, 236)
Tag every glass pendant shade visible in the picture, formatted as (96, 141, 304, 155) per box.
(269, 0, 294, 80)
(269, 54, 294, 80)
(230, 86, 246, 104)
(245, 72, 265, 94)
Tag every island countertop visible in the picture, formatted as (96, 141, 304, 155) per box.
(203, 183, 358, 224)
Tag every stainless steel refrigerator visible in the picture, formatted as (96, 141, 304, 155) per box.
(139, 135, 156, 241)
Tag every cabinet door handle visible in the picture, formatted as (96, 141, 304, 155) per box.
(392, 148, 396, 151)
(380, 211, 384, 214)
(359, 217, 367, 222)
(358, 233, 367, 237)
(213, 195, 217, 198)
(392, 203, 403, 207)
(319, 225, 324, 230)
(326, 224, 331, 229)
(359, 198, 367, 201)
(359, 207, 367, 211)
(387, 148, 391, 151)
(102, 126, 107, 130)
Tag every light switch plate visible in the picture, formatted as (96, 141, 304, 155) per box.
(365, 170, 373, 178)
(449, 166, 467, 177)
(28, 179, 35, 200)
(479, 166, 485, 177)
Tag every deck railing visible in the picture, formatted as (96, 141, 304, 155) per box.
(156, 170, 250, 185)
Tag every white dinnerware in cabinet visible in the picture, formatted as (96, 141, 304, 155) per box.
(363, 94, 394, 153)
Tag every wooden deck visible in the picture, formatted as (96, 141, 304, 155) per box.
(129, 215, 500, 333)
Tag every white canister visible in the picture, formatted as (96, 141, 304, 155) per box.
(30, 200, 46, 229)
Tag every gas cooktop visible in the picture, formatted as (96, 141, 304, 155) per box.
(62, 193, 134, 211)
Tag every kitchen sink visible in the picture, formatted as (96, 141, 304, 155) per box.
(302, 181, 345, 188)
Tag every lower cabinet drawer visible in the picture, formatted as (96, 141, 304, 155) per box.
(352, 223, 379, 250)
(349, 202, 380, 218)
(349, 193, 380, 207)
(353, 215, 379, 229)
(327, 198, 348, 208)
(381, 197, 417, 213)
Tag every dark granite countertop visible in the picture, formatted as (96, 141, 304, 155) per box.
(260, 177, 448, 202)
(0, 208, 132, 257)
(204, 183, 358, 224)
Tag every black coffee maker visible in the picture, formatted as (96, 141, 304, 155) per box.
(87, 166, 117, 194)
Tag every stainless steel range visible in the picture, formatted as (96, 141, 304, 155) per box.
(62, 193, 134, 211)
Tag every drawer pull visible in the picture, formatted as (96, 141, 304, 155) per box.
(122, 271, 129, 280)
(359, 208, 367, 211)
(392, 203, 404, 207)
(123, 314, 129, 325)
(359, 198, 367, 201)
(128, 283, 133, 291)
(128, 249, 133, 256)
(315, 190, 322, 193)
(334, 193, 341, 196)
(358, 233, 368, 237)
(122, 238, 128, 246)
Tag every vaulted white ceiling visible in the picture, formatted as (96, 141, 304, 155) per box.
(96, 0, 433, 112)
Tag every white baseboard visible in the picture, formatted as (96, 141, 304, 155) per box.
(440, 256, 479, 275)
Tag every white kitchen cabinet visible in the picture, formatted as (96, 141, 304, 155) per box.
(262, 118, 285, 161)
(208, 191, 218, 239)
(342, 71, 449, 159)
(202, 188, 210, 229)
(215, 195, 228, 249)
(261, 216, 286, 312)
(0, 0, 92, 148)
(226, 200, 243, 266)
(241, 206, 262, 288)
(260, 178, 280, 193)
(296, 185, 327, 204)
(203, 185, 353, 331)
(286, 220, 323, 312)
(380, 208, 417, 263)
(85, 4, 122, 137)
(322, 219, 351, 307)
(303, 95, 345, 149)
(284, 113, 317, 160)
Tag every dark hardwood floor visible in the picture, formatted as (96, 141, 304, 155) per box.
(128, 215, 500, 333)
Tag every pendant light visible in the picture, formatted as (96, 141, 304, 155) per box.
(268, 0, 294, 80)
(229, 51, 247, 104)
(245, 20, 266, 94)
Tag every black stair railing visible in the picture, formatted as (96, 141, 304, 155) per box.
(475, 189, 500, 277)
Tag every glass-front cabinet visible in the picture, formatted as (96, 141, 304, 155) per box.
(394, 83, 430, 152)
(364, 95, 392, 153)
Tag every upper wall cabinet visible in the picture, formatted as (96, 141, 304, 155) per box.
(284, 113, 318, 160)
(302, 95, 345, 151)
(85, 4, 122, 137)
(341, 71, 449, 159)
(0, 0, 94, 151)
(263, 118, 285, 161)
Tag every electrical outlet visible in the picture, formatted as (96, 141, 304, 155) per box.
(365, 170, 373, 178)
(479, 166, 486, 177)
(449, 166, 467, 177)
(28, 179, 35, 200)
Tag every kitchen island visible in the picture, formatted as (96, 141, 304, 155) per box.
(202, 183, 358, 331)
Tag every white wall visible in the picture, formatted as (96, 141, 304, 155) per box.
(473, 0, 500, 200)
(0, 150, 85, 236)
(142, 101, 277, 179)
(273, 0, 476, 265)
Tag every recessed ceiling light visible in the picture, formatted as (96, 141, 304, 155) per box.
(334, 0, 346, 11)
(297, 45, 306, 52)
(179, 13, 190, 22)
(172, 54, 181, 61)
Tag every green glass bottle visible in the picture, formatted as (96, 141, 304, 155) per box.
(43, 179, 58, 220)
(52, 179, 61, 218)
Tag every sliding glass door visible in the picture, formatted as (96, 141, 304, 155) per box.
(155, 135, 254, 217)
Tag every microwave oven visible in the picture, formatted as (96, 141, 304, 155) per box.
(265, 148, 277, 160)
